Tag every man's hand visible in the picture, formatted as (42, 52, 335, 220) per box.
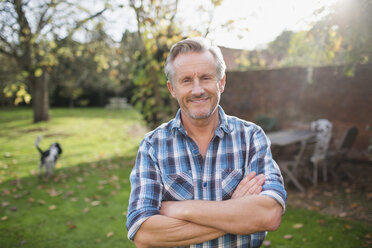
(231, 172, 265, 199)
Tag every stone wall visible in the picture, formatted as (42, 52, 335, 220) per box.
(220, 63, 372, 152)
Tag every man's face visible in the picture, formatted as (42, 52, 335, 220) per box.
(167, 51, 226, 121)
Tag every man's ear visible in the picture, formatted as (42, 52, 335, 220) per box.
(167, 81, 177, 98)
(219, 74, 226, 93)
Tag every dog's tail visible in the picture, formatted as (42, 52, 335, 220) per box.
(35, 135, 44, 155)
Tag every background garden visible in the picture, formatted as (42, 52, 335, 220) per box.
(1, 0, 371, 247)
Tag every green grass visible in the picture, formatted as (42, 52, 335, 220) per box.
(0, 107, 371, 247)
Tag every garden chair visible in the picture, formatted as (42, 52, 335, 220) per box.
(327, 126, 358, 180)
(310, 119, 333, 185)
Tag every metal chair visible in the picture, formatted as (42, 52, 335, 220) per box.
(327, 127, 358, 180)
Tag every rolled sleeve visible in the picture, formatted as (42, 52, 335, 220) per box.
(248, 127, 287, 213)
(126, 140, 163, 240)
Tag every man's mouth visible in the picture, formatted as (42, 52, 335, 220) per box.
(188, 97, 209, 103)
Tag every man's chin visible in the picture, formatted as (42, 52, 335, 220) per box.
(188, 109, 215, 120)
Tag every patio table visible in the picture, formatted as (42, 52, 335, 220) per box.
(267, 129, 317, 192)
(267, 129, 316, 146)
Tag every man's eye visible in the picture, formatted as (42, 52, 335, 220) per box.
(183, 79, 191, 83)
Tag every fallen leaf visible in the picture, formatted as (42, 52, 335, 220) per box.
(38, 200, 46, 205)
(84, 198, 91, 203)
(323, 191, 333, 197)
(10, 206, 17, 211)
(20, 240, 26, 245)
(339, 212, 347, 217)
(344, 224, 351, 230)
(106, 232, 114, 238)
(14, 194, 23, 199)
(292, 223, 304, 229)
(3, 189, 11, 195)
(64, 191, 74, 198)
(91, 201, 100, 206)
(27, 198, 35, 203)
(4, 152, 12, 158)
(95, 239, 101, 243)
(1, 202, 10, 207)
(49, 188, 63, 197)
(49, 205, 57, 210)
(262, 240, 271, 247)
(365, 234, 371, 239)
(97, 185, 104, 190)
(318, 219, 325, 226)
(284, 234, 293, 240)
(329, 236, 333, 241)
(366, 193, 372, 200)
(82, 207, 90, 213)
(70, 197, 78, 202)
(1, 216, 8, 221)
(350, 203, 359, 209)
(76, 177, 84, 183)
(68, 223, 76, 229)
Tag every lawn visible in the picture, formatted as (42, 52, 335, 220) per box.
(0, 107, 371, 247)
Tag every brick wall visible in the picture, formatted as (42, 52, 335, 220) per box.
(220, 63, 372, 151)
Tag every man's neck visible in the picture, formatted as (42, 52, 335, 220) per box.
(181, 110, 219, 146)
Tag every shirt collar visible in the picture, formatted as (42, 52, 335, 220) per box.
(171, 106, 233, 137)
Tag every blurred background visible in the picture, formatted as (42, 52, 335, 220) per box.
(0, 0, 371, 246)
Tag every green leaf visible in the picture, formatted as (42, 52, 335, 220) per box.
(34, 68, 43, 77)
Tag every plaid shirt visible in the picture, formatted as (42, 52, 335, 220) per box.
(126, 106, 287, 247)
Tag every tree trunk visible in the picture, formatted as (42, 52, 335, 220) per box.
(30, 73, 50, 123)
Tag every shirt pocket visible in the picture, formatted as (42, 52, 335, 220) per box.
(221, 168, 243, 200)
(162, 171, 194, 201)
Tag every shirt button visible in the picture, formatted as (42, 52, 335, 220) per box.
(203, 182, 207, 187)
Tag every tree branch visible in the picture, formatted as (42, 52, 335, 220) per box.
(64, 7, 108, 40)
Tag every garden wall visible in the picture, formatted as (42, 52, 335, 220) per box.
(220, 63, 372, 154)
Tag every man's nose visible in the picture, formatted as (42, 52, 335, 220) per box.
(191, 79, 204, 96)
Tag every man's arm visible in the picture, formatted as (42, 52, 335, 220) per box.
(160, 194, 282, 235)
(134, 215, 224, 248)
(133, 172, 264, 248)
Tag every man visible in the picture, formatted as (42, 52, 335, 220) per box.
(126, 37, 287, 247)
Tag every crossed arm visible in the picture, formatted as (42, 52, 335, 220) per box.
(133, 172, 283, 248)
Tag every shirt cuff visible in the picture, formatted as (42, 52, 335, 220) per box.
(127, 209, 160, 241)
(260, 190, 286, 214)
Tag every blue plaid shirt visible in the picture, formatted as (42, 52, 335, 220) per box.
(126, 106, 287, 247)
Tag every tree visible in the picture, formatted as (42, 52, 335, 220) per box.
(264, 0, 372, 72)
(309, 0, 372, 74)
(0, 0, 107, 122)
(122, 0, 229, 128)
(50, 23, 122, 107)
(125, 0, 183, 128)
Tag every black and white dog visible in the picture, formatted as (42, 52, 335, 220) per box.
(35, 136, 62, 178)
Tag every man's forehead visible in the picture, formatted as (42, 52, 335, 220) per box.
(173, 51, 217, 75)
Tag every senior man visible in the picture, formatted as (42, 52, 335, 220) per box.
(126, 37, 287, 248)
